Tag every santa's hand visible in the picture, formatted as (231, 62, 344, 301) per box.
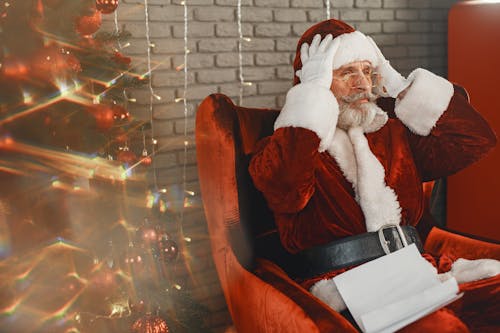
(447, 258, 500, 284)
(295, 34, 340, 89)
(367, 36, 410, 98)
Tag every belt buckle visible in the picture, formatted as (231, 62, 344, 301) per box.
(377, 224, 409, 255)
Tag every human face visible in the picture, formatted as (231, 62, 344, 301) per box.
(330, 61, 376, 107)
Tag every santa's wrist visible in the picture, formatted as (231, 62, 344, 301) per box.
(274, 82, 339, 152)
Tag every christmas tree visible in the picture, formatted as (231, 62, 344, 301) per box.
(0, 1, 207, 332)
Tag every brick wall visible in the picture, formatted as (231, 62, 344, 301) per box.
(104, 0, 458, 331)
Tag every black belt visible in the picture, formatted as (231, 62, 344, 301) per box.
(288, 225, 423, 280)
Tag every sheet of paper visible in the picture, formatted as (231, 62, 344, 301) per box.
(333, 244, 459, 333)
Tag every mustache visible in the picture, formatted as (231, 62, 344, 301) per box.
(340, 91, 377, 103)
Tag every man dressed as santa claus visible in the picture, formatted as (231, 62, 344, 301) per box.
(249, 19, 500, 332)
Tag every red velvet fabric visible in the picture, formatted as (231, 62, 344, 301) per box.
(248, 87, 497, 331)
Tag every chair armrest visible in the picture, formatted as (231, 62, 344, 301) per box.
(253, 258, 358, 333)
(424, 227, 500, 260)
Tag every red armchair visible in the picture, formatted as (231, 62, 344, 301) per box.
(195, 94, 500, 333)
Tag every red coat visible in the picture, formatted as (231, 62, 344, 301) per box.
(249, 88, 498, 332)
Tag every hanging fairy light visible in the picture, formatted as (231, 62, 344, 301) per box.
(236, 0, 252, 105)
(325, 0, 330, 19)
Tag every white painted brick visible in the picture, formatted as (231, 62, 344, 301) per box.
(122, 38, 149, 55)
(382, 21, 408, 33)
(339, 9, 367, 21)
(354, 22, 382, 34)
(154, 39, 197, 54)
(198, 39, 238, 52)
(243, 67, 276, 81)
(174, 117, 195, 134)
(408, 0, 430, 8)
(151, 55, 174, 71)
(130, 87, 176, 104)
(256, 53, 291, 66)
(408, 46, 431, 57)
(255, 0, 289, 7)
(216, 0, 252, 5)
(194, 7, 235, 21)
(180, 85, 217, 100)
(409, 22, 432, 33)
(255, 23, 291, 37)
(154, 152, 178, 169)
(241, 38, 275, 51)
(215, 53, 254, 67)
(292, 23, 313, 36)
(274, 9, 308, 22)
(197, 69, 237, 83)
(369, 34, 397, 46)
(381, 46, 408, 58)
(419, 9, 447, 21)
(154, 102, 195, 120)
(153, 71, 195, 87)
(172, 0, 213, 4)
(122, 22, 170, 38)
(396, 33, 430, 45)
(218, 83, 257, 97)
(123, 0, 170, 4)
(173, 53, 214, 69)
(276, 38, 300, 51)
(383, 0, 408, 8)
(215, 23, 253, 37)
(332, 0, 355, 7)
(308, 9, 340, 22)
(241, 95, 277, 108)
(172, 22, 214, 38)
(355, 0, 382, 8)
(149, 6, 193, 22)
(395, 9, 419, 20)
(277, 65, 295, 80)
(277, 94, 286, 108)
(431, 0, 456, 9)
(368, 9, 394, 21)
(432, 22, 447, 33)
(257, 81, 292, 94)
(115, 3, 147, 21)
(291, 0, 324, 8)
(241, 8, 273, 22)
(151, 119, 174, 136)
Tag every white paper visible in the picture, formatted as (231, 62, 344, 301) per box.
(333, 244, 460, 333)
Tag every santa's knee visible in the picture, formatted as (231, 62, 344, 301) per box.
(398, 309, 469, 333)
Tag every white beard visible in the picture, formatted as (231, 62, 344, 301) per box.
(336, 92, 385, 132)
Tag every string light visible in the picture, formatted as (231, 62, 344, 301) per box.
(180, 0, 189, 230)
(237, 0, 244, 105)
(143, 0, 158, 190)
(325, 0, 330, 19)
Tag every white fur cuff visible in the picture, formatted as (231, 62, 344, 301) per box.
(274, 82, 339, 152)
(394, 68, 454, 136)
(310, 278, 347, 313)
(449, 258, 500, 284)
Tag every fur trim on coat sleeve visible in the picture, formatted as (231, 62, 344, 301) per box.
(394, 68, 454, 136)
(274, 82, 339, 152)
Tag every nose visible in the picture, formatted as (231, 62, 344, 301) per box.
(352, 73, 371, 92)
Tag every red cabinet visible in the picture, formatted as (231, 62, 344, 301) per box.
(448, 0, 500, 240)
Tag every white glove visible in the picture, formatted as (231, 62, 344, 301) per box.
(448, 258, 500, 284)
(295, 34, 340, 89)
(367, 36, 410, 98)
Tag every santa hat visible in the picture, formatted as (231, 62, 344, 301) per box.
(293, 19, 379, 85)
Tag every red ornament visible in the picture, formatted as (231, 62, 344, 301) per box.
(1, 57, 29, 78)
(31, 45, 81, 79)
(75, 10, 102, 36)
(96, 0, 119, 14)
(141, 156, 152, 166)
(131, 314, 169, 333)
(117, 149, 137, 165)
(88, 104, 115, 131)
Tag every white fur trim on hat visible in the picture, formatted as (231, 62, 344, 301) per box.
(332, 31, 379, 70)
(395, 68, 454, 136)
(274, 82, 339, 152)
